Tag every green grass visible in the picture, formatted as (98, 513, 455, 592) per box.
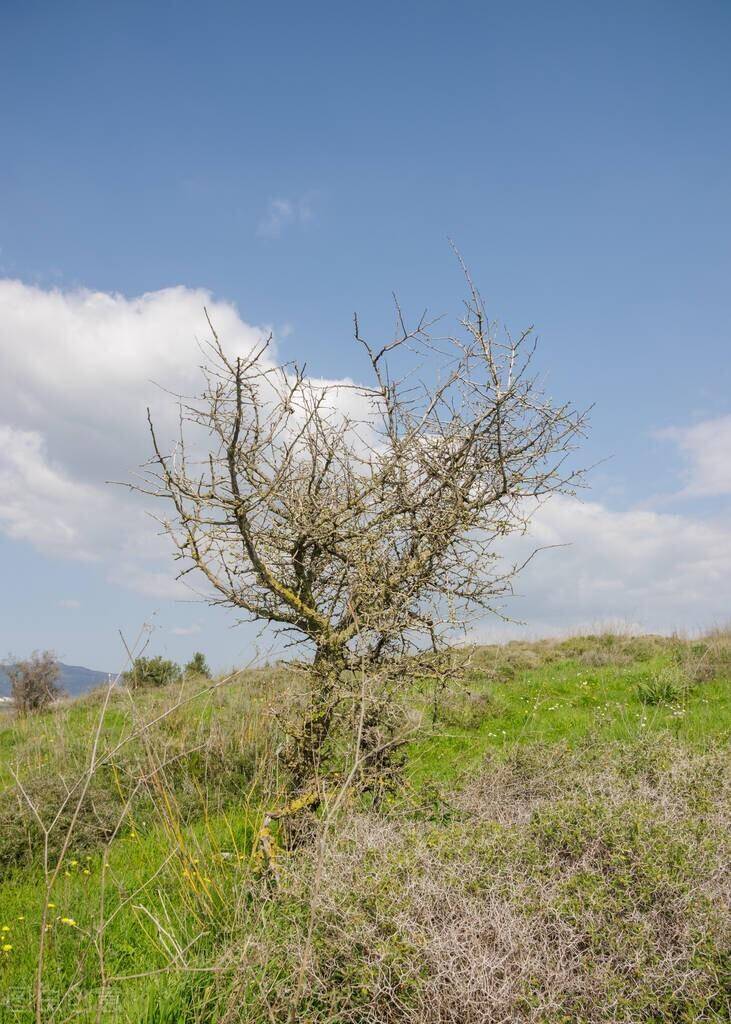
(0, 633, 728, 1022)
(409, 642, 731, 787)
(0, 810, 256, 1022)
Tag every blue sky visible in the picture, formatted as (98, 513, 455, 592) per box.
(1, 1, 730, 672)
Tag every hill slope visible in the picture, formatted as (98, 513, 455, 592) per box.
(0, 632, 729, 1022)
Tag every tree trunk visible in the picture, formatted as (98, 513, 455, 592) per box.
(287, 644, 347, 791)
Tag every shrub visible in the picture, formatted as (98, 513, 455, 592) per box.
(0, 767, 126, 872)
(184, 652, 211, 678)
(672, 628, 731, 683)
(124, 656, 181, 690)
(5, 650, 65, 713)
(218, 737, 730, 1023)
(579, 646, 632, 667)
(636, 667, 685, 706)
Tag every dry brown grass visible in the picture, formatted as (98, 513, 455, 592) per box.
(672, 627, 731, 684)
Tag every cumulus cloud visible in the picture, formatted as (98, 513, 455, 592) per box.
(257, 196, 314, 238)
(0, 425, 111, 560)
(0, 279, 270, 594)
(657, 415, 731, 497)
(473, 494, 731, 641)
(0, 277, 728, 636)
(0, 279, 268, 485)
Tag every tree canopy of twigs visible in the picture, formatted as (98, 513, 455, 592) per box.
(140, 273, 588, 789)
(6, 650, 65, 714)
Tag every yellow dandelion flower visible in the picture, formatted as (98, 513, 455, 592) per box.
(60, 918, 77, 927)
(82, 869, 91, 875)
(46, 903, 56, 909)
(2, 944, 12, 952)
(1, 926, 9, 932)
(16, 916, 25, 922)
(69, 860, 78, 867)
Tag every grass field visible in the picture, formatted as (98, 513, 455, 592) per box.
(0, 633, 729, 1022)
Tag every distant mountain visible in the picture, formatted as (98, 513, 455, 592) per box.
(0, 662, 113, 699)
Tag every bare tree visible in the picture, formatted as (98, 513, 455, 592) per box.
(141, 274, 587, 790)
(6, 650, 65, 713)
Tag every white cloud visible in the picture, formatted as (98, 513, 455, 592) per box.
(257, 196, 314, 238)
(0, 279, 270, 595)
(0, 277, 728, 638)
(0, 425, 110, 560)
(657, 415, 731, 497)
(58, 599, 81, 610)
(0, 279, 268, 485)
(472, 494, 731, 641)
(170, 624, 202, 637)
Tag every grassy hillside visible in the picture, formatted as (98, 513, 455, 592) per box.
(0, 633, 729, 1022)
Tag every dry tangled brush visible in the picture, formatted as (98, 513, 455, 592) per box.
(219, 735, 730, 1023)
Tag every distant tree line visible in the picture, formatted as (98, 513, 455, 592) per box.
(123, 651, 211, 689)
(2, 649, 212, 711)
